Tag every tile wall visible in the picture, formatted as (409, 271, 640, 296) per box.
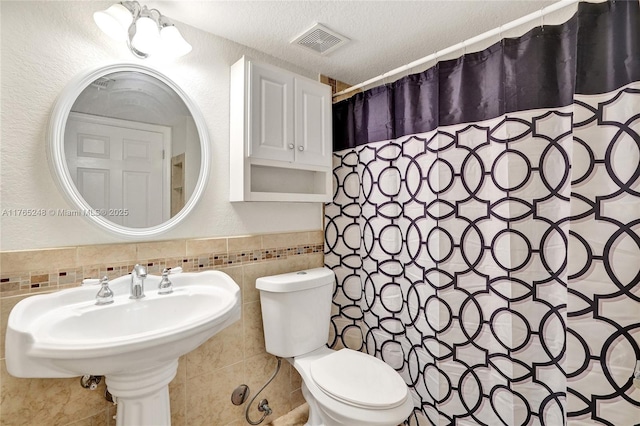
(0, 231, 324, 426)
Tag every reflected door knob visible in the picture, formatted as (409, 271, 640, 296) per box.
(288, 144, 294, 149)
(298, 146, 304, 151)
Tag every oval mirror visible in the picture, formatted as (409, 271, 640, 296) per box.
(48, 63, 210, 238)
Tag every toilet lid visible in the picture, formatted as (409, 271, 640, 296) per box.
(309, 349, 408, 409)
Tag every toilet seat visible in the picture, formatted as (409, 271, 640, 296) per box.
(309, 349, 408, 409)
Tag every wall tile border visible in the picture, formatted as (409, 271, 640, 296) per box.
(0, 231, 324, 297)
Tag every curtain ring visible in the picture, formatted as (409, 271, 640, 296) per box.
(540, 8, 545, 31)
(382, 72, 390, 87)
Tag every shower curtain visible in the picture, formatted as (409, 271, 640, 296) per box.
(324, 1, 640, 425)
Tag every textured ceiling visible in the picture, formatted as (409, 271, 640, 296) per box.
(152, 0, 563, 86)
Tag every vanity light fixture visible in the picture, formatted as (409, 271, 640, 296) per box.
(94, 1, 192, 59)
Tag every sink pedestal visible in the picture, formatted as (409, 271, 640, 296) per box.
(106, 360, 178, 426)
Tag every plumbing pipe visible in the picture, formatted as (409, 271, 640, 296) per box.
(245, 357, 282, 425)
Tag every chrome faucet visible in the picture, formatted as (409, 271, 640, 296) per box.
(130, 264, 147, 299)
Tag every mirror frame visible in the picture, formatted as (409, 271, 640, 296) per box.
(47, 63, 210, 238)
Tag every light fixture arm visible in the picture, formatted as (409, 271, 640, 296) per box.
(124, 2, 151, 59)
(126, 25, 147, 58)
(158, 15, 173, 29)
(147, 8, 163, 19)
(120, 1, 141, 21)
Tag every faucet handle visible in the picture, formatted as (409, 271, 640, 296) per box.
(95, 276, 114, 305)
(158, 268, 173, 295)
(168, 266, 183, 274)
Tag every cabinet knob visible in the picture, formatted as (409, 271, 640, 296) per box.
(288, 144, 294, 149)
(298, 146, 304, 151)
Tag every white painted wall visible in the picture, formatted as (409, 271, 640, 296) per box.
(0, 1, 323, 250)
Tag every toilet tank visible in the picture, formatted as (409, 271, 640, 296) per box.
(256, 267, 334, 358)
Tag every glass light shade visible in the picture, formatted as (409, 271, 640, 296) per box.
(160, 25, 193, 58)
(131, 16, 161, 54)
(93, 4, 133, 41)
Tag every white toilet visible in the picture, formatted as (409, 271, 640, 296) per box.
(256, 267, 414, 426)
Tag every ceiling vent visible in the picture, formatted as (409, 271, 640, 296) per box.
(90, 77, 114, 90)
(291, 23, 349, 56)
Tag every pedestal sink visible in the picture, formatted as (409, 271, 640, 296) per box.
(5, 270, 241, 426)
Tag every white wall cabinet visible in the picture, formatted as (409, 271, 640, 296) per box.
(230, 56, 332, 202)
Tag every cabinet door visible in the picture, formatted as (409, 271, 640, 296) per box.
(294, 78, 332, 167)
(249, 62, 295, 162)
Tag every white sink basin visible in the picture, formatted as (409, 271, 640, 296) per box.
(5, 269, 241, 425)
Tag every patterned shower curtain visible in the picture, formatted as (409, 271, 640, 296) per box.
(324, 1, 640, 425)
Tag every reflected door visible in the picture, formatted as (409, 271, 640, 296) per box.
(65, 112, 170, 227)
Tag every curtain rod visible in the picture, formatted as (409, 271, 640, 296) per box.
(333, 0, 580, 98)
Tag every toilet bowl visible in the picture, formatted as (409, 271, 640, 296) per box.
(256, 267, 413, 426)
(291, 346, 414, 426)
